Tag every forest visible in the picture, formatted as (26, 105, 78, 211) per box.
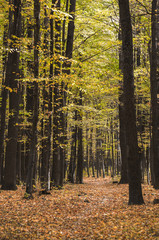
(0, 0, 159, 238)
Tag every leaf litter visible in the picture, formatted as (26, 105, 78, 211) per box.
(0, 177, 159, 239)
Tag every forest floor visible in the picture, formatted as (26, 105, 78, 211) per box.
(0, 177, 159, 240)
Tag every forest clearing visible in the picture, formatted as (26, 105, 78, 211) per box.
(0, 177, 159, 240)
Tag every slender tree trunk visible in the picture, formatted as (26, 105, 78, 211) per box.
(96, 128, 100, 178)
(25, 13, 34, 185)
(119, 0, 144, 204)
(150, 0, 159, 189)
(86, 127, 90, 177)
(40, 5, 50, 191)
(90, 128, 95, 177)
(52, 0, 61, 187)
(63, 0, 77, 183)
(26, 0, 40, 194)
(111, 120, 115, 178)
(0, 24, 9, 184)
(68, 109, 77, 183)
(76, 91, 84, 184)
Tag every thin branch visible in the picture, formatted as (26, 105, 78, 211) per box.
(81, 44, 119, 62)
(135, 0, 151, 15)
(73, 30, 101, 52)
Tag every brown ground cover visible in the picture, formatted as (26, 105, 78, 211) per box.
(0, 177, 159, 239)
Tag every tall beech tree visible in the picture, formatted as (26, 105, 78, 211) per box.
(40, 5, 51, 190)
(2, 0, 21, 190)
(76, 91, 84, 184)
(118, 26, 128, 184)
(0, 23, 9, 184)
(118, 0, 144, 204)
(52, 0, 63, 187)
(150, 0, 159, 189)
(26, 0, 40, 194)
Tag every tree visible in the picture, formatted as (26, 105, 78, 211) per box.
(2, 0, 21, 190)
(0, 23, 9, 184)
(76, 91, 84, 184)
(26, 0, 40, 194)
(118, 25, 128, 184)
(51, 0, 62, 187)
(150, 0, 159, 189)
(118, 0, 144, 204)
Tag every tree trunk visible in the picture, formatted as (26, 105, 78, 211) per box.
(119, 0, 144, 204)
(118, 24, 128, 184)
(0, 23, 9, 185)
(119, 93, 128, 184)
(26, 0, 40, 194)
(90, 128, 95, 177)
(76, 91, 84, 184)
(65, 0, 76, 73)
(150, 0, 159, 189)
(86, 127, 90, 177)
(68, 109, 77, 183)
(40, 5, 51, 191)
(2, 0, 21, 190)
(52, 0, 61, 187)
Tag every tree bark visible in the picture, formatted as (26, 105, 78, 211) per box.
(26, 0, 40, 194)
(118, 0, 144, 204)
(118, 25, 128, 184)
(150, 0, 159, 189)
(0, 23, 9, 184)
(76, 91, 84, 184)
(52, 0, 62, 187)
(2, 0, 21, 190)
(68, 109, 77, 183)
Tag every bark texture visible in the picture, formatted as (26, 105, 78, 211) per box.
(2, 0, 21, 190)
(119, 0, 144, 204)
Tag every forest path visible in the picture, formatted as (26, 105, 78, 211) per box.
(0, 177, 159, 239)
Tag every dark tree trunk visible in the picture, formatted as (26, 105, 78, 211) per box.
(0, 24, 9, 185)
(52, 0, 62, 187)
(26, 0, 40, 194)
(86, 127, 90, 177)
(76, 91, 84, 184)
(119, 93, 128, 184)
(156, 0, 159, 184)
(119, 0, 144, 204)
(68, 109, 77, 183)
(118, 25, 128, 184)
(25, 12, 34, 186)
(63, 0, 77, 183)
(2, 0, 21, 190)
(150, 0, 159, 189)
(110, 120, 115, 178)
(65, 0, 76, 72)
(90, 128, 95, 177)
(96, 128, 101, 178)
(40, 6, 51, 191)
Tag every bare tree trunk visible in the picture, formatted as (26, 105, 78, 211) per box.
(52, 0, 61, 187)
(2, 0, 21, 190)
(118, 25, 128, 184)
(40, 5, 50, 191)
(76, 91, 84, 184)
(119, 0, 144, 204)
(0, 23, 9, 185)
(150, 0, 159, 189)
(26, 0, 40, 194)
